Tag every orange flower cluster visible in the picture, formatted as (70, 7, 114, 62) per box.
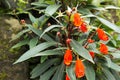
(73, 13, 87, 33)
(96, 28, 108, 54)
(64, 49, 85, 79)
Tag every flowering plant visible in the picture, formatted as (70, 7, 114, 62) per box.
(12, 0, 120, 80)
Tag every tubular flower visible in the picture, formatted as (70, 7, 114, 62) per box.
(64, 49, 72, 66)
(75, 58, 85, 78)
(100, 43, 108, 54)
(97, 28, 108, 41)
(89, 51, 95, 58)
(79, 23, 87, 33)
(66, 74, 70, 80)
(73, 13, 83, 27)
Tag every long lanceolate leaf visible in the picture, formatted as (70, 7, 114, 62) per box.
(70, 40, 94, 63)
(96, 17, 120, 33)
(14, 42, 59, 64)
(102, 68, 116, 80)
(110, 69, 120, 80)
(29, 37, 38, 49)
(66, 63, 76, 80)
(105, 56, 120, 71)
(28, 13, 36, 23)
(11, 29, 30, 41)
(82, 14, 120, 33)
(40, 25, 62, 38)
(51, 62, 65, 80)
(31, 58, 60, 79)
(26, 24, 54, 41)
(11, 39, 29, 49)
(45, 5, 61, 16)
(33, 48, 65, 57)
(84, 61, 95, 80)
(40, 66, 57, 80)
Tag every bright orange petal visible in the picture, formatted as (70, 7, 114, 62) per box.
(66, 74, 70, 80)
(100, 43, 108, 54)
(87, 39, 94, 43)
(97, 28, 108, 41)
(80, 23, 87, 33)
(64, 49, 73, 66)
(75, 58, 85, 78)
(73, 13, 83, 27)
(89, 51, 95, 58)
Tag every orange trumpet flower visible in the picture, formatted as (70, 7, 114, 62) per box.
(64, 49, 72, 66)
(97, 28, 108, 41)
(100, 43, 108, 54)
(75, 58, 85, 78)
(73, 13, 83, 27)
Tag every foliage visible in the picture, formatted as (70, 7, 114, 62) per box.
(12, 0, 120, 80)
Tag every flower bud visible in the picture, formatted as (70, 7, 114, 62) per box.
(87, 39, 94, 43)
(20, 19, 25, 24)
(66, 38, 71, 44)
(57, 32, 61, 36)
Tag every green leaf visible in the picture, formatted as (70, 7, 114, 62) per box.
(38, 15, 49, 28)
(45, 5, 61, 16)
(70, 40, 94, 63)
(14, 42, 59, 64)
(82, 14, 95, 18)
(96, 17, 120, 33)
(105, 5, 120, 9)
(92, 0, 100, 6)
(44, 1, 55, 5)
(11, 29, 30, 41)
(78, 8, 92, 15)
(102, 68, 116, 80)
(29, 37, 38, 49)
(105, 56, 120, 71)
(41, 56, 48, 63)
(51, 62, 65, 80)
(88, 43, 99, 53)
(31, 58, 59, 78)
(110, 69, 120, 80)
(84, 61, 95, 80)
(40, 25, 62, 38)
(82, 14, 120, 33)
(111, 52, 120, 59)
(11, 39, 29, 49)
(26, 24, 42, 36)
(29, 13, 36, 23)
(26, 24, 54, 41)
(66, 63, 76, 80)
(40, 66, 57, 80)
(34, 48, 64, 57)
(31, 2, 48, 7)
